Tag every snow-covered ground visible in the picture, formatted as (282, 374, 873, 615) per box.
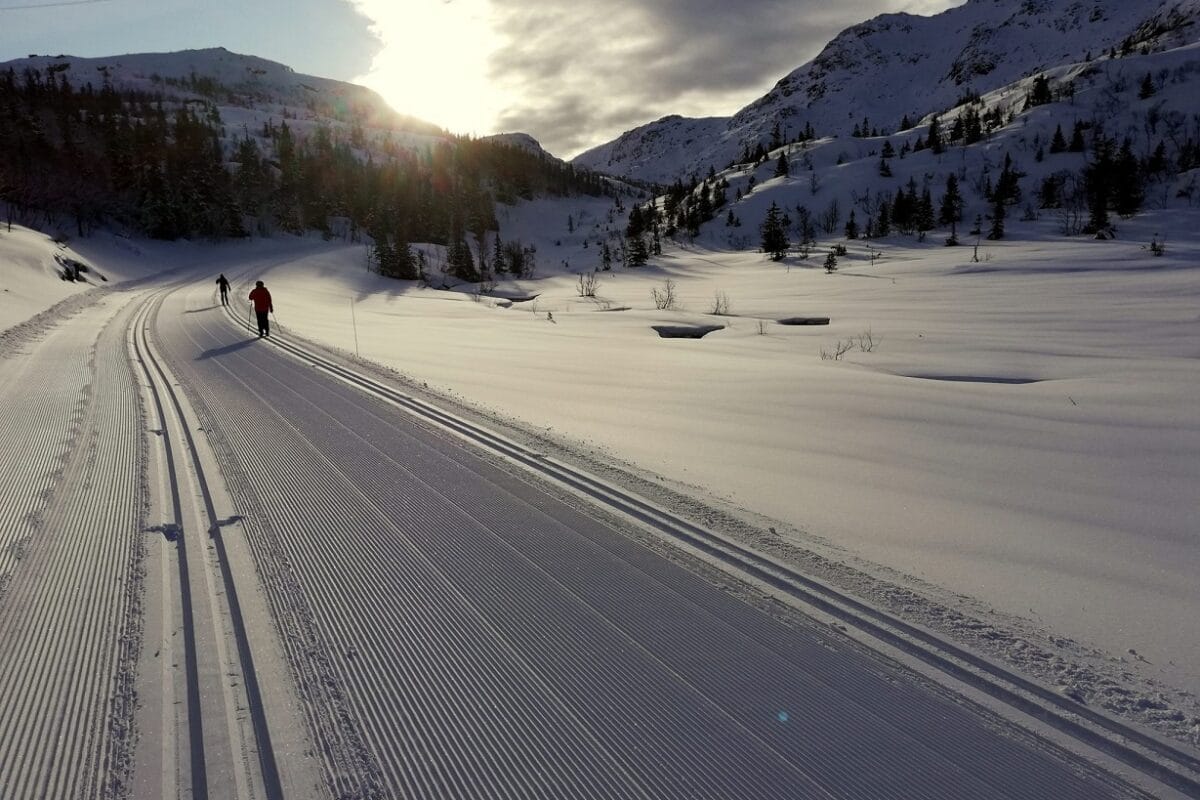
(2, 215, 1198, 744)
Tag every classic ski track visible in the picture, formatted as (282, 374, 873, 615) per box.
(131, 287, 288, 799)
(213, 300, 1200, 799)
(0, 292, 145, 799)
(103, 292, 1114, 798)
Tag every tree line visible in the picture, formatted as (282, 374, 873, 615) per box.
(0, 65, 608, 283)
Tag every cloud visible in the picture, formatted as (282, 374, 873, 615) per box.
(486, 0, 962, 158)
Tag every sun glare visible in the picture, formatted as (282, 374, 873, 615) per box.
(350, 0, 506, 136)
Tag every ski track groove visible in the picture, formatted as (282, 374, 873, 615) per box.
(134, 286, 299, 800)
(231, 343, 1103, 800)
(231, 297, 1200, 797)
(146, 282, 1134, 800)
(175, 313, 805, 798)
(0, 294, 146, 800)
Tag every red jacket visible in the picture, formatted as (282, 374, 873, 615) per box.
(249, 286, 273, 313)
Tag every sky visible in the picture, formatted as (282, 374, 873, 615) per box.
(0, 0, 961, 159)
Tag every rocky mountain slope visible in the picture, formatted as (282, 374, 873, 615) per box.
(573, 0, 1200, 184)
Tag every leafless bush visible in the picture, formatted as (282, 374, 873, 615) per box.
(820, 339, 856, 360)
(818, 197, 841, 234)
(576, 270, 600, 297)
(856, 328, 879, 352)
(710, 290, 732, 315)
(651, 279, 678, 310)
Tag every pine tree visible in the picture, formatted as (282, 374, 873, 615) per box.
(916, 188, 935, 240)
(994, 153, 1022, 206)
(928, 115, 944, 155)
(1025, 74, 1053, 108)
(1112, 137, 1143, 217)
(1049, 124, 1068, 154)
(876, 201, 891, 236)
(1138, 72, 1156, 99)
(493, 235, 507, 273)
(1084, 137, 1114, 234)
(824, 250, 838, 273)
(774, 151, 789, 177)
(760, 202, 790, 260)
(987, 193, 1005, 240)
(939, 173, 962, 225)
(845, 210, 859, 239)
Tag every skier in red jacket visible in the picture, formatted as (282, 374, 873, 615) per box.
(249, 280, 273, 338)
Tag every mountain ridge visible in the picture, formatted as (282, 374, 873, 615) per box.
(573, 0, 1200, 184)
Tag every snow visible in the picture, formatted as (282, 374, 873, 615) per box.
(5, 202, 1196, 737)
(2, 0, 1199, 780)
(32, 209, 1187, 705)
(574, 0, 1200, 182)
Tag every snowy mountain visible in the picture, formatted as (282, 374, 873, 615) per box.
(573, 0, 1200, 184)
(6, 47, 444, 137)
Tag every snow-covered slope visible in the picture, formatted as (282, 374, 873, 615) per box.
(574, 0, 1200, 183)
(5, 47, 443, 136)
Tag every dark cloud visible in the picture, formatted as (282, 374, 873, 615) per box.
(487, 0, 954, 158)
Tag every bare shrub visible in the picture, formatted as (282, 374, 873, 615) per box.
(710, 290, 732, 315)
(651, 279, 678, 310)
(820, 339, 856, 360)
(856, 328, 879, 352)
(576, 270, 600, 297)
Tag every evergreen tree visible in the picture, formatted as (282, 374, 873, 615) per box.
(760, 202, 790, 260)
(824, 250, 838, 273)
(994, 152, 1022, 206)
(844, 209, 859, 239)
(774, 151, 790, 177)
(987, 193, 1005, 240)
(493, 234, 507, 273)
(1084, 137, 1114, 234)
(1049, 124, 1068, 154)
(916, 188, 935, 240)
(928, 115, 944, 155)
(1025, 74, 1053, 108)
(1112, 137, 1143, 217)
(939, 173, 963, 225)
(627, 235, 649, 267)
(1138, 72, 1156, 99)
(876, 200, 891, 236)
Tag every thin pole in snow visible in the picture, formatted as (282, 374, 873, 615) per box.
(350, 298, 360, 357)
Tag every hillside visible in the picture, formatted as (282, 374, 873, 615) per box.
(0, 47, 612, 283)
(7, 47, 443, 137)
(573, 0, 1200, 185)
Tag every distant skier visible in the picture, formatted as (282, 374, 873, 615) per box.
(216, 273, 230, 306)
(249, 280, 273, 338)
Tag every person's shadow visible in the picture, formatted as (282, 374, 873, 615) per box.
(196, 338, 258, 360)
